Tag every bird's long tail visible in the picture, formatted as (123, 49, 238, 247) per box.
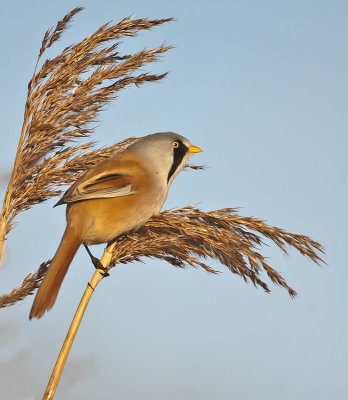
(29, 225, 82, 319)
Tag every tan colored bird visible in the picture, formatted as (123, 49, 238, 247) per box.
(29, 132, 202, 319)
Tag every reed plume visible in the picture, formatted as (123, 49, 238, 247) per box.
(0, 206, 324, 310)
(0, 7, 172, 262)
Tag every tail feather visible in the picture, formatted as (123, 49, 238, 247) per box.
(29, 226, 82, 319)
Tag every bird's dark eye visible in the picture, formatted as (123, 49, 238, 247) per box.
(172, 141, 179, 148)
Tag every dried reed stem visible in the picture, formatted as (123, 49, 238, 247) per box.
(42, 243, 116, 400)
(38, 203, 324, 398)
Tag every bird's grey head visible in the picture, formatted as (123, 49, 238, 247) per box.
(130, 132, 202, 186)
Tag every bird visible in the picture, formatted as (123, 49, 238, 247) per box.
(29, 132, 202, 319)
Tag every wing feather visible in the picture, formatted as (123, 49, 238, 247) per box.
(55, 171, 135, 206)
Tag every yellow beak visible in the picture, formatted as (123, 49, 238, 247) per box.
(188, 145, 203, 154)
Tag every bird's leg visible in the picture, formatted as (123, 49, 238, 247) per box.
(83, 245, 110, 277)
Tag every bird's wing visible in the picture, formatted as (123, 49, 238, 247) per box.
(55, 171, 135, 206)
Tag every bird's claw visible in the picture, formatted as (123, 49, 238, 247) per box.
(84, 245, 110, 277)
(97, 267, 110, 278)
(92, 258, 110, 277)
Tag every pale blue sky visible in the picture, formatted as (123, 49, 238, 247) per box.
(0, 1, 347, 399)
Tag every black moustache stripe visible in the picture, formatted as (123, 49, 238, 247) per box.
(167, 140, 187, 182)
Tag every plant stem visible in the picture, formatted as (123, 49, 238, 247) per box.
(42, 243, 116, 400)
(0, 80, 35, 265)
